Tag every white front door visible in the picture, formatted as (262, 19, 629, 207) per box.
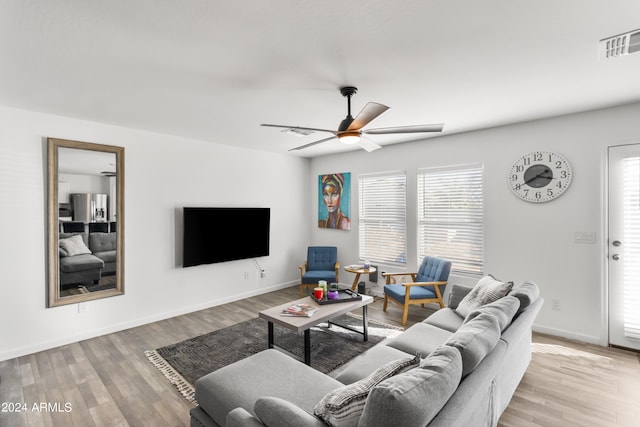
(608, 144, 640, 350)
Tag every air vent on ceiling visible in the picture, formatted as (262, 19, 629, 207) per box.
(281, 127, 315, 137)
(599, 29, 640, 60)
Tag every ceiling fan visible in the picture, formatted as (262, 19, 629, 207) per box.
(261, 86, 444, 152)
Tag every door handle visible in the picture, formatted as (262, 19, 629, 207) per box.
(613, 240, 622, 247)
(612, 254, 621, 261)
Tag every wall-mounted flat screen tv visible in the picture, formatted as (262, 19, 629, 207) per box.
(183, 207, 270, 267)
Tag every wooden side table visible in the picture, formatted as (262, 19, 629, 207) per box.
(343, 265, 377, 291)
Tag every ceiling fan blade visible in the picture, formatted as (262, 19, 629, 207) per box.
(288, 135, 337, 151)
(347, 102, 390, 131)
(357, 138, 382, 153)
(363, 123, 444, 135)
(261, 124, 337, 135)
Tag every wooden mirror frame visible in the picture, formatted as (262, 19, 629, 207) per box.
(47, 138, 125, 307)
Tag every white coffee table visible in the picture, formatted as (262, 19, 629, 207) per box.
(258, 294, 374, 365)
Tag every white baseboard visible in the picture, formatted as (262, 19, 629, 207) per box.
(532, 324, 602, 345)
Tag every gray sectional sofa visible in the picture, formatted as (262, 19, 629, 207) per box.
(190, 279, 542, 427)
(59, 232, 116, 286)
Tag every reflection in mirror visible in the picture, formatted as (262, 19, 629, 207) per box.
(47, 138, 124, 307)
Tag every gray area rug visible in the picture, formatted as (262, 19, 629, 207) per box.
(145, 312, 402, 402)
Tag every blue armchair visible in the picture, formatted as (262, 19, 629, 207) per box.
(382, 256, 452, 325)
(299, 246, 339, 296)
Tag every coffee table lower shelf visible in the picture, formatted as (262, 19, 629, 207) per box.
(259, 295, 374, 366)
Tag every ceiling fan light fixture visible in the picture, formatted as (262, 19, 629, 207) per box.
(338, 131, 361, 144)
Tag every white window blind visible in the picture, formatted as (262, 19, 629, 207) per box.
(417, 164, 484, 275)
(622, 157, 640, 339)
(359, 172, 407, 264)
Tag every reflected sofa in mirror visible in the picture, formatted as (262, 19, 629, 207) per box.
(47, 138, 124, 307)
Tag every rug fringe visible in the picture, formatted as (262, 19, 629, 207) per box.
(344, 311, 405, 331)
(144, 350, 196, 404)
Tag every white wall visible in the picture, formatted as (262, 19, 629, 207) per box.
(309, 101, 640, 345)
(0, 105, 310, 361)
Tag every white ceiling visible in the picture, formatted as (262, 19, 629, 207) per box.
(2, 1, 640, 157)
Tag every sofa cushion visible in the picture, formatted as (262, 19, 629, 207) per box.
(464, 295, 520, 332)
(445, 309, 502, 376)
(195, 349, 342, 426)
(455, 275, 513, 318)
(255, 397, 325, 427)
(314, 355, 419, 427)
(335, 344, 416, 385)
(59, 253, 104, 273)
(386, 323, 453, 357)
(89, 232, 117, 253)
(422, 307, 464, 333)
(508, 281, 540, 314)
(59, 234, 92, 256)
(358, 345, 463, 427)
(446, 284, 472, 310)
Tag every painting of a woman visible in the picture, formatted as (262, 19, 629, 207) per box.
(318, 172, 350, 230)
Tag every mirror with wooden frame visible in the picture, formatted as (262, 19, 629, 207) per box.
(47, 138, 124, 307)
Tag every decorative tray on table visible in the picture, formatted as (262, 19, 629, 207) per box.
(312, 288, 363, 305)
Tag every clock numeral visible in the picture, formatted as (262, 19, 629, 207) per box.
(555, 160, 563, 169)
(560, 171, 568, 179)
(547, 189, 554, 197)
(556, 181, 563, 189)
(533, 153, 543, 162)
(514, 165, 524, 173)
(523, 157, 531, 166)
(510, 174, 519, 181)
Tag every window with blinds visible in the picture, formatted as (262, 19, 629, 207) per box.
(622, 157, 640, 340)
(358, 172, 407, 264)
(417, 164, 484, 275)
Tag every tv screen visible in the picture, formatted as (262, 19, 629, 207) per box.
(183, 207, 270, 267)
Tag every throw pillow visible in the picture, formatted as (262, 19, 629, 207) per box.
(358, 346, 463, 427)
(254, 397, 326, 427)
(445, 310, 502, 376)
(59, 234, 92, 257)
(508, 281, 540, 314)
(455, 275, 513, 318)
(463, 295, 520, 332)
(314, 355, 420, 427)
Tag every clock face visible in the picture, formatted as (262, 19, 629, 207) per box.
(508, 151, 572, 202)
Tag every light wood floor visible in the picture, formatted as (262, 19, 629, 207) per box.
(1, 286, 638, 427)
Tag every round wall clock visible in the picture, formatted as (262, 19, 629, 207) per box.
(508, 151, 572, 202)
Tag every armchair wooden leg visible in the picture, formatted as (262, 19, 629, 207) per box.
(401, 306, 409, 326)
(402, 292, 411, 326)
(383, 295, 389, 311)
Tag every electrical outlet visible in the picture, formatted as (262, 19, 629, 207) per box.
(552, 299, 561, 311)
